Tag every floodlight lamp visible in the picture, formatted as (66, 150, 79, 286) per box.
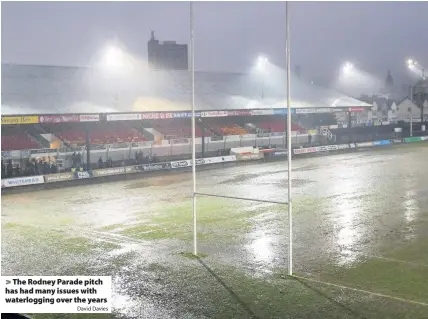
(407, 58, 418, 70)
(257, 56, 268, 70)
(102, 46, 124, 70)
(342, 62, 354, 74)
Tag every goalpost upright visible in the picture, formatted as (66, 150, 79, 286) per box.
(189, 1, 293, 276)
(286, 1, 293, 276)
(190, 1, 197, 256)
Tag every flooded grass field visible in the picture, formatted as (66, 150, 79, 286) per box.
(2, 144, 428, 318)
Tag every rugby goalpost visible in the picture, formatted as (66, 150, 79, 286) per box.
(186, 2, 428, 308)
(188, 1, 293, 276)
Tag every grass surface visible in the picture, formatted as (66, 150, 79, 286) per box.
(119, 197, 259, 242)
(28, 261, 428, 319)
(3, 173, 428, 318)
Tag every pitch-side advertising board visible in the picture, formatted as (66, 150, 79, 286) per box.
(2, 176, 44, 188)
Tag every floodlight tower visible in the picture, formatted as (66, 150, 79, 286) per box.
(257, 56, 268, 99)
(340, 61, 356, 128)
(407, 58, 427, 134)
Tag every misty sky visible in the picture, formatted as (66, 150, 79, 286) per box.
(2, 1, 428, 86)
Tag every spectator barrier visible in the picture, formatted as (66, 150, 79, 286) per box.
(2, 137, 428, 189)
(265, 135, 428, 159)
(1, 133, 318, 164)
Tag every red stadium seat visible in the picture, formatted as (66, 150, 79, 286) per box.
(1, 134, 41, 151)
(199, 119, 249, 136)
(151, 119, 213, 138)
(257, 120, 306, 133)
(52, 124, 148, 145)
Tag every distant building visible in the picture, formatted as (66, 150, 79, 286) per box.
(410, 78, 428, 120)
(385, 70, 394, 88)
(147, 31, 188, 70)
(396, 97, 423, 122)
(380, 70, 394, 96)
(357, 94, 400, 124)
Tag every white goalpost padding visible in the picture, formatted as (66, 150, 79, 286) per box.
(189, 1, 293, 276)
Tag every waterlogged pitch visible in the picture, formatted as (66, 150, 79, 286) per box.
(2, 144, 428, 318)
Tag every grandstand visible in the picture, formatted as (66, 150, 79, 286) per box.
(1, 63, 371, 171)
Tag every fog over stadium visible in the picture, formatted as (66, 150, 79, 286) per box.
(1, 62, 371, 115)
(2, 2, 427, 88)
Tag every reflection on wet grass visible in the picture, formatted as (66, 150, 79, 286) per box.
(120, 224, 180, 240)
(4, 194, 428, 319)
(4, 145, 428, 318)
(124, 176, 186, 190)
(3, 225, 120, 255)
(120, 197, 260, 243)
(98, 224, 125, 232)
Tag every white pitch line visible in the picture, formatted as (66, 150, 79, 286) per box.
(366, 255, 428, 268)
(291, 275, 428, 307)
(343, 247, 428, 268)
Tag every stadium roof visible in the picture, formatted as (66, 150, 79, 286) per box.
(1, 63, 371, 115)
